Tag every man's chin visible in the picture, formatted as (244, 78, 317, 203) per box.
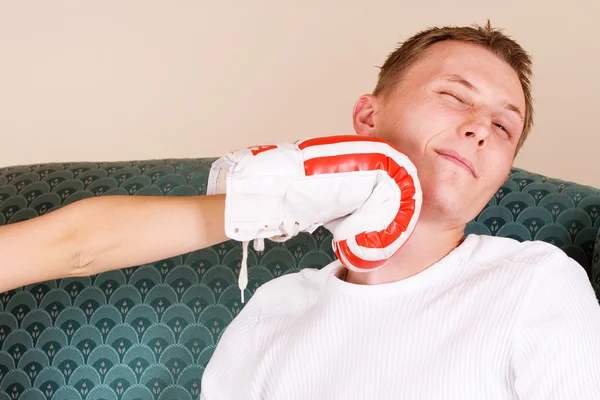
(419, 188, 470, 225)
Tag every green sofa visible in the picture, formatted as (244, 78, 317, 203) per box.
(0, 158, 599, 400)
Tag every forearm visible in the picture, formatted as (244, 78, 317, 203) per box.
(77, 194, 227, 276)
(0, 194, 227, 291)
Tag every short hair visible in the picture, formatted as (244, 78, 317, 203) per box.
(373, 21, 533, 151)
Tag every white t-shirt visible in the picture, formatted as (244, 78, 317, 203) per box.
(200, 234, 600, 399)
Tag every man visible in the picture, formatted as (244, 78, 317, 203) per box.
(1, 21, 599, 399)
(197, 22, 600, 399)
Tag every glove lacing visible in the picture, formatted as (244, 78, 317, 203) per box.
(239, 221, 300, 303)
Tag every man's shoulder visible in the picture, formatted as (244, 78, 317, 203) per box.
(247, 261, 340, 317)
(468, 234, 576, 269)
(466, 234, 593, 299)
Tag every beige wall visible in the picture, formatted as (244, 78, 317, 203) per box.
(1, 1, 599, 187)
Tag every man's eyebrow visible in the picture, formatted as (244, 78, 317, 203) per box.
(444, 74, 478, 92)
(442, 74, 525, 122)
(503, 102, 525, 122)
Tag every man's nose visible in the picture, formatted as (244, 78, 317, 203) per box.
(459, 118, 492, 149)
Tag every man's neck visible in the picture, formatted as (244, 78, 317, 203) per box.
(345, 219, 465, 285)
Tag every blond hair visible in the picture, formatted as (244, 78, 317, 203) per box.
(374, 21, 533, 151)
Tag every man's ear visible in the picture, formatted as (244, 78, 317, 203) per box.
(352, 94, 379, 137)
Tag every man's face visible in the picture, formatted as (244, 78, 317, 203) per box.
(357, 40, 526, 227)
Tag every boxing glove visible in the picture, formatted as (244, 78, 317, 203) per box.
(207, 135, 422, 301)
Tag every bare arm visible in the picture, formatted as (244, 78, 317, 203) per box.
(0, 194, 227, 292)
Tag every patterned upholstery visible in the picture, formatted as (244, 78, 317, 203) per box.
(0, 158, 599, 399)
(592, 230, 600, 300)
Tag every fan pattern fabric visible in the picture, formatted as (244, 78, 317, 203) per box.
(0, 159, 598, 400)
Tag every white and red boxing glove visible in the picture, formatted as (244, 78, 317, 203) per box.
(207, 135, 422, 301)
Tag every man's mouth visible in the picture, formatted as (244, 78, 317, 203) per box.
(435, 149, 478, 178)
